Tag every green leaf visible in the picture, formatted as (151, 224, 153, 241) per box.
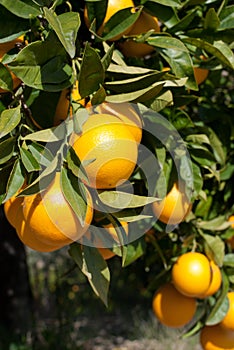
(196, 216, 230, 231)
(223, 254, 234, 268)
(182, 37, 234, 69)
(149, 90, 173, 112)
(43, 8, 80, 58)
(202, 233, 225, 266)
(28, 142, 54, 167)
(8, 34, 73, 91)
(169, 7, 200, 34)
(60, 167, 87, 226)
(0, 0, 41, 18)
(0, 62, 13, 91)
(78, 43, 105, 98)
(0, 5, 30, 43)
(4, 159, 25, 201)
(20, 147, 41, 172)
(101, 7, 141, 41)
(69, 243, 110, 306)
(0, 105, 21, 138)
(147, 35, 197, 90)
(84, 0, 108, 31)
(219, 5, 234, 30)
(204, 8, 220, 31)
(98, 190, 158, 209)
(22, 122, 66, 142)
(147, 0, 181, 7)
(122, 237, 146, 267)
(144, 2, 179, 28)
(105, 71, 168, 93)
(0, 136, 15, 165)
(0, 164, 13, 203)
(19, 157, 58, 196)
(205, 271, 229, 326)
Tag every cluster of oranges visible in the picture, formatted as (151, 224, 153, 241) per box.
(3, 100, 143, 256)
(152, 251, 234, 350)
(84, 0, 208, 84)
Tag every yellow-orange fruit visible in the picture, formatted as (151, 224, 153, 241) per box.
(15, 172, 93, 252)
(92, 102, 142, 143)
(152, 183, 192, 225)
(172, 252, 212, 298)
(71, 113, 138, 189)
(118, 11, 160, 58)
(220, 292, 234, 331)
(200, 324, 234, 350)
(199, 261, 222, 298)
(152, 282, 197, 328)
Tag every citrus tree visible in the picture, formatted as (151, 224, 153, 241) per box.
(0, 0, 234, 348)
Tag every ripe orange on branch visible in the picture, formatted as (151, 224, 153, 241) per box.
(172, 252, 212, 297)
(152, 183, 192, 225)
(71, 113, 138, 189)
(4, 172, 93, 252)
(200, 324, 234, 350)
(220, 292, 234, 331)
(199, 260, 222, 298)
(118, 11, 160, 58)
(152, 282, 197, 328)
(89, 102, 143, 143)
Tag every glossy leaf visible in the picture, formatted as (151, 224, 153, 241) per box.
(219, 5, 234, 30)
(0, 0, 40, 18)
(0, 105, 21, 138)
(78, 43, 105, 98)
(99, 190, 158, 209)
(4, 159, 25, 201)
(20, 147, 41, 172)
(101, 7, 141, 41)
(43, 8, 80, 58)
(60, 167, 88, 226)
(183, 37, 234, 69)
(0, 62, 13, 91)
(147, 35, 197, 90)
(8, 34, 73, 91)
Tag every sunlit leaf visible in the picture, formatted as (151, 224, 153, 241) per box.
(0, 105, 21, 138)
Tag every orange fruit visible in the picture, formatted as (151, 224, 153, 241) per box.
(71, 113, 138, 189)
(15, 172, 93, 252)
(118, 11, 160, 58)
(91, 102, 142, 143)
(98, 221, 128, 260)
(84, 0, 135, 41)
(200, 324, 234, 350)
(152, 183, 192, 225)
(4, 194, 24, 228)
(0, 37, 23, 93)
(152, 282, 197, 328)
(220, 292, 234, 331)
(53, 89, 70, 126)
(71, 80, 86, 106)
(172, 252, 212, 297)
(227, 216, 234, 249)
(199, 261, 222, 298)
(194, 67, 209, 85)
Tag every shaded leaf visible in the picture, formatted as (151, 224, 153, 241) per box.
(69, 243, 110, 306)
(0, 0, 40, 18)
(78, 43, 105, 98)
(20, 147, 41, 172)
(0, 136, 15, 165)
(4, 159, 25, 201)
